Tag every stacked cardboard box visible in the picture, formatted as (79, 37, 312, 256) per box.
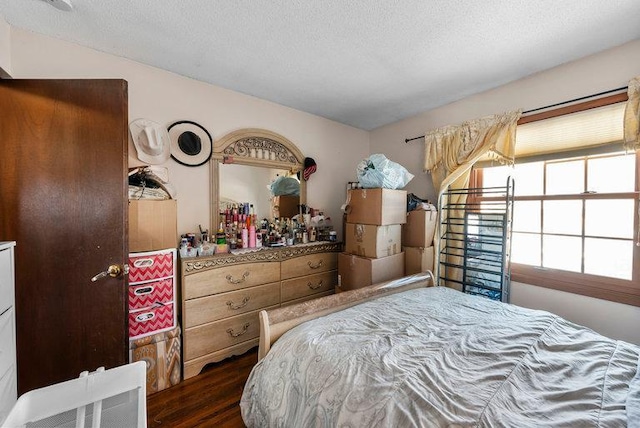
(129, 199, 178, 252)
(338, 188, 406, 292)
(402, 209, 437, 275)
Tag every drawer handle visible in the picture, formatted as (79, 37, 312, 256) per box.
(308, 260, 323, 269)
(226, 296, 250, 310)
(134, 285, 154, 296)
(226, 271, 250, 284)
(132, 258, 154, 268)
(227, 323, 250, 338)
(135, 312, 155, 323)
(307, 280, 323, 290)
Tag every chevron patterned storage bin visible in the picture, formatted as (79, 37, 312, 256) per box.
(128, 278, 174, 311)
(128, 248, 177, 340)
(129, 302, 175, 338)
(128, 251, 175, 282)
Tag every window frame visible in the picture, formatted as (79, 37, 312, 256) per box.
(472, 93, 640, 307)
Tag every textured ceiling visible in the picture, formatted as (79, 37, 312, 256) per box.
(2, 0, 640, 130)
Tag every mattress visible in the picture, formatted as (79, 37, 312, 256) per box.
(241, 286, 640, 427)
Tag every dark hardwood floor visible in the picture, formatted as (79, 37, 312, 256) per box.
(147, 348, 258, 427)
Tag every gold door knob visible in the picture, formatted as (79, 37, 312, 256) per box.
(91, 264, 123, 282)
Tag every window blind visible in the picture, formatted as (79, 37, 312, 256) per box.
(515, 102, 625, 161)
(477, 102, 626, 167)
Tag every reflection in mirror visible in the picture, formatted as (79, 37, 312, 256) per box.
(210, 128, 307, 242)
(219, 163, 299, 221)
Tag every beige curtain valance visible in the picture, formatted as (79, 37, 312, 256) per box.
(423, 110, 521, 193)
(423, 110, 521, 289)
(624, 76, 640, 152)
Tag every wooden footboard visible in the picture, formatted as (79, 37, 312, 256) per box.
(258, 271, 434, 360)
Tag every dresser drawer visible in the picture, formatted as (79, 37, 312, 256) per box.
(286, 290, 334, 306)
(128, 250, 175, 283)
(184, 307, 277, 360)
(0, 308, 14, 380)
(281, 270, 337, 303)
(0, 366, 16, 425)
(0, 249, 14, 315)
(185, 282, 280, 328)
(129, 302, 175, 339)
(184, 262, 280, 300)
(128, 278, 174, 311)
(281, 252, 337, 280)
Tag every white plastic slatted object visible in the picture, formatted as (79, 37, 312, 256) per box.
(2, 361, 147, 428)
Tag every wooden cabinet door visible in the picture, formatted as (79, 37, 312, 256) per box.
(0, 79, 129, 394)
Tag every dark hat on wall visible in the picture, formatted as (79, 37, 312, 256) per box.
(167, 120, 213, 167)
(302, 157, 317, 181)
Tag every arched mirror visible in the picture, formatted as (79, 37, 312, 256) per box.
(210, 128, 306, 232)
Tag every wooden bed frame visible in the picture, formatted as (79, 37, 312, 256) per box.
(257, 271, 434, 360)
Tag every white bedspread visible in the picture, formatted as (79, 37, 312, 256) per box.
(241, 286, 640, 427)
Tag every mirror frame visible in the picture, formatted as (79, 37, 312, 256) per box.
(210, 128, 306, 231)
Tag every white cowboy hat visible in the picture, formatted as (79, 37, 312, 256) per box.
(129, 118, 171, 165)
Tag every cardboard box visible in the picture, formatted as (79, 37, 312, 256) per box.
(404, 246, 435, 275)
(129, 325, 181, 394)
(338, 252, 405, 291)
(402, 209, 437, 248)
(346, 188, 406, 225)
(275, 194, 300, 219)
(344, 223, 402, 258)
(129, 199, 178, 252)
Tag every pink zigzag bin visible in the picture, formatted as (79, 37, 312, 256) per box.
(127, 248, 177, 339)
(129, 278, 174, 311)
(129, 302, 175, 339)
(128, 252, 174, 282)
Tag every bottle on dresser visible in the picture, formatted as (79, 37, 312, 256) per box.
(218, 201, 263, 249)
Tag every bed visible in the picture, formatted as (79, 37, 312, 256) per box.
(240, 272, 640, 427)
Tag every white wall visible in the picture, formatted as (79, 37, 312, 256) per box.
(9, 28, 369, 238)
(9, 26, 640, 344)
(371, 39, 640, 344)
(512, 282, 640, 345)
(371, 39, 640, 204)
(0, 15, 11, 76)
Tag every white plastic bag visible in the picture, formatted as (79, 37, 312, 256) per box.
(356, 154, 414, 189)
(270, 175, 300, 196)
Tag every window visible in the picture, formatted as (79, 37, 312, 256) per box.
(473, 95, 640, 307)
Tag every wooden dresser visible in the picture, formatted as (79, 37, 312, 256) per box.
(181, 242, 341, 379)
